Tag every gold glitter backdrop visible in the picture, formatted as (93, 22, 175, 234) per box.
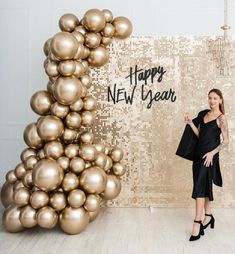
(90, 36, 235, 208)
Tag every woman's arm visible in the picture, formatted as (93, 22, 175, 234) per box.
(184, 115, 200, 137)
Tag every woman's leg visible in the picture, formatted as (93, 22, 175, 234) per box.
(191, 197, 205, 235)
(203, 197, 212, 225)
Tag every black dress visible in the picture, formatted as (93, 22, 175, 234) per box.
(176, 109, 223, 201)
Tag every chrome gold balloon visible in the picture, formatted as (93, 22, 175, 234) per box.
(101, 23, 115, 37)
(80, 131, 94, 144)
(14, 187, 30, 206)
(62, 172, 79, 192)
(85, 32, 101, 49)
(44, 141, 64, 159)
(112, 162, 126, 176)
(24, 123, 43, 149)
(88, 46, 109, 67)
(57, 156, 70, 171)
(83, 9, 106, 32)
(1, 182, 14, 208)
(6, 170, 17, 184)
(110, 147, 124, 162)
(70, 157, 85, 174)
(61, 128, 77, 143)
(24, 155, 38, 170)
(14, 163, 27, 180)
(64, 144, 79, 158)
(58, 60, 76, 76)
(65, 112, 81, 130)
(51, 102, 70, 118)
(20, 148, 37, 162)
(30, 190, 49, 209)
(94, 153, 107, 168)
(70, 98, 83, 112)
(67, 189, 86, 208)
(49, 192, 67, 211)
(100, 174, 121, 200)
(19, 205, 37, 228)
(79, 144, 97, 161)
(72, 31, 85, 44)
(84, 194, 100, 212)
(112, 16, 133, 39)
(22, 170, 33, 188)
(59, 13, 79, 32)
(36, 206, 58, 229)
(83, 95, 97, 111)
(81, 110, 96, 126)
(102, 9, 113, 22)
(45, 61, 59, 77)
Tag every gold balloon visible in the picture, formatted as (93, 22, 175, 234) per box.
(81, 111, 96, 126)
(70, 98, 83, 112)
(30, 190, 49, 209)
(14, 187, 30, 206)
(14, 163, 27, 179)
(44, 142, 63, 160)
(112, 16, 133, 39)
(70, 157, 85, 174)
(73, 61, 85, 78)
(22, 170, 33, 188)
(65, 112, 81, 130)
(80, 166, 107, 194)
(112, 162, 126, 176)
(49, 52, 60, 62)
(36, 206, 58, 229)
(79, 144, 97, 161)
(83, 9, 106, 32)
(89, 206, 100, 222)
(20, 148, 37, 162)
(49, 192, 67, 211)
(104, 145, 111, 155)
(24, 155, 38, 170)
(85, 32, 101, 49)
(2, 204, 25, 233)
(72, 31, 85, 44)
(59, 13, 79, 32)
(100, 174, 121, 200)
(59, 206, 89, 234)
(88, 46, 109, 67)
(37, 115, 64, 141)
(81, 85, 87, 98)
(80, 131, 94, 144)
(64, 144, 79, 158)
(1, 182, 14, 208)
(45, 61, 59, 77)
(101, 23, 115, 37)
(104, 156, 113, 172)
(53, 76, 83, 105)
(82, 46, 90, 59)
(67, 189, 86, 208)
(74, 43, 85, 60)
(13, 181, 25, 192)
(19, 205, 37, 228)
(85, 162, 92, 169)
(58, 60, 76, 76)
(94, 143, 105, 153)
(62, 172, 79, 192)
(6, 170, 17, 184)
(57, 156, 70, 171)
(84, 194, 100, 212)
(110, 147, 124, 162)
(95, 153, 107, 168)
(37, 149, 46, 159)
(74, 25, 87, 35)
(24, 123, 43, 149)
(61, 128, 77, 143)
(82, 60, 89, 73)
(30, 90, 54, 116)
(101, 36, 113, 46)
(102, 9, 113, 22)
(51, 102, 70, 118)
(47, 80, 54, 94)
(32, 159, 64, 191)
(43, 38, 52, 56)
(51, 32, 78, 60)
(83, 95, 97, 111)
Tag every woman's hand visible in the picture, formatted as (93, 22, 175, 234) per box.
(202, 151, 214, 167)
(184, 114, 192, 125)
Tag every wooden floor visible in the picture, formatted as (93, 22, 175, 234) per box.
(1, 207, 235, 254)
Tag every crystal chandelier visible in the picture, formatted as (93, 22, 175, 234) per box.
(207, 0, 235, 76)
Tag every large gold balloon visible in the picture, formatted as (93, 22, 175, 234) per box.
(51, 102, 70, 118)
(30, 90, 54, 116)
(36, 206, 58, 229)
(64, 144, 79, 158)
(102, 9, 113, 22)
(62, 172, 79, 192)
(45, 61, 59, 77)
(112, 162, 126, 176)
(110, 147, 124, 162)
(58, 60, 76, 76)
(100, 174, 121, 200)
(19, 205, 37, 228)
(20, 148, 37, 162)
(67, 189, 86, 208)
(79, 144, 97, 161)
(59, 13, 79, 32)
(88, 46, 109, 67)
(80, 166, 107, 194)
(49, 192, 67, 211)
(70, 98, 83, 112)
(83, 9, 106, 32)
(83, 95, 97, 111)
(65, 112, 81, 130)
(85, 32, 101, 49)
(30, 190, 49, 209)
(44, 141, 64, 159)
(59, 206, 89, 234)
(32, 159, 64, 191)
(6, 170, 17, 184)
(14, 163, 27, 179)
(1, 182, 14, 208)
(2, 204, 25, 233)
(14, 187, 30, 206)
(24, 123, 43, 149)
(51, 32, 78, 60)
(80, 131, 94, 144)
(70, 157, 85, 174)
(37, 115, 64, 141)
(24, 155, 38, 170)
(84, 194, 100, 212)
(53, 76, 83, 105)
(81, 110, 96, 126)
(112, 16, 133, 39)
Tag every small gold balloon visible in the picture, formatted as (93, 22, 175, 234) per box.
(24, 123, 43, 149)
(94, 143, 105, 153)
(104, 145, 111, 155)
(72, 31, 85, 44)
(44, 141, 64, 159)
(45, 61, 59, 77)
(112, 162, 126, 176)
(80, 131, 94, 144)
(102, 9, 113, 22)
(82, 46, 90, 59)
(80, 85, 87, 98)
(110, 147, 124, 162)
(67, 189, 86, 208)
(85, 32, 101, 49)
(61, 128, 78, 143)
(51, 102, 70, 118)
(22, 170, 33, 188)
(37, 149, 46, 159)
(100, 174, 121, 200)
(37, 115, 64, 141)
(59, 206, 89, 234)
(85, 162, 92, 168)
(74, 25, 87, 35)
(58, 60, 76, 76)
(81, 60, 89, 72)
(62, 172, 79, 192)
(1, 182, 14, 208)
(49, 52, 60, 62)
(50, 192, 67, 211)
(36, 206, 58, 229)
(14, 187, 30, 206)
(70, 98, 83, 112)
(73, 61, 85, 78)
(30, 190, 49, 209)
(101, 23, 115, 37)
(81, 111, 96, 126)
(83, 9, 106, 32)
(32, 159, 64, 191)
(24, 155, 38, 170)
(70, 157, 85, 174)
(43, 38, 52, 56)
(57, 156, 70, 170)
(94, 153, 107, 168)
(47, 80, 54, 94)
(20, 148, 37, 162)
(51, 32, 78, 60)
(13, 181, 25, 192)
(65, 112, 81, 130)
(19, 205, 37, 228)
(101, 36, 112, 46)
(79, 144, 97, 161)
(83, 95, 97, 111)
(104, 156, 113, 172)
(2, 204, 25, 233)
(14, 163, 27, 180)
(64, 144, 79, 159)
(112, 16, 133, 39)
(89, 206, 100, 222)
(6, 170, 18, 184)
(59, 13, 79, 32)
(74, 43, 85, 60)
(88, 46, 109, 67)
(84, 194, 100, 212)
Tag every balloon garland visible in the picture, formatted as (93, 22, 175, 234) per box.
(0, 9, 132, 234)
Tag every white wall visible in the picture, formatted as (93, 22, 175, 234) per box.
(0, 0, 235, 185)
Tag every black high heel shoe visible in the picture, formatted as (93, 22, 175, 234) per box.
(189, 220, 205, 241)
(203, 213, 215, 229)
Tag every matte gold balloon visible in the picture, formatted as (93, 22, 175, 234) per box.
(20, 148, 37, 162)
(79, 144, 97, 161)
(59, 13, 79, 32)
(80, 131, 94, 144)
(88, 46, 109, 67)
(101, 36, 113, 46)
(100, 174, 121, 200)
(59, 206, 89, 234)
(70, 98, 83, 112)
(62, 172, 79, 192)
(83, 95, 97, 111)
(84, 194, 100, 212)
(1, 182, 14, 208)
(14, 187, 30, 206)
(61, 128, 77, 143)
(51, 102, 70, 118)
(53, 76, 83, 105)
(14, 163, 27, 180)
(32, 159, 64, 191)
(85, 32, 101, 49)
(19, 205, 37, 228)
(81, 111, 96, 126)
(112, 16, 133, 39)
(94, 153, 107, 168)
(24, 123, 43, 149)
(58, 60, 76, 76)
(30, 190, 49, 209)
(45, 61, 59, 77)
(64, 144, 79, 158)
(80, 166, 107, 194)
(49, 192, 66, 211)
(37, 149, 46, 159)
(104, 156, 113, 172)
(2, 204, 25, 233)
(102, 9, 113, 22)
(74, 43, 85, 60)
(65, 112, 81, 130)
(22, 170, 33, 188)
(72, 31, 85, 44)
(94, 143, 105, 153)
(24, 155, 38, 170)
(37, 115, 64, 141)
(37, 206, 58, 229)
(6, 170, 17, 184)
(112, 162, 126, 176)
(101, 23, 115, 37)
(110, 147, 124, 162)
(73, 61, 85, 78)
(70, 157, 85, 174)
(83, 9, 106, 32)
(51, 32, 78, 60)
(67, 189, 86, 208)
(43, 38, 52, 56)
(44, 141, 64, 159)
(89, 206, 100, 222)
(57, 156, 70, 171)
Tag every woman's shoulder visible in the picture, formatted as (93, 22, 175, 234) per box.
(197, 109, 210, 116)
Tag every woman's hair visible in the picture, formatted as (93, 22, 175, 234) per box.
(208, 88, 225, 114)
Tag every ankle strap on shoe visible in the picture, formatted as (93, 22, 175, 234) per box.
(194, 220, 202, 224)
(205, 214, 212, 217)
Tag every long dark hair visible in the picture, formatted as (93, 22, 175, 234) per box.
(208, 88, 225, 114)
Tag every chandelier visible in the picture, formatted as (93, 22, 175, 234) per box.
(207, 0, 235, 76)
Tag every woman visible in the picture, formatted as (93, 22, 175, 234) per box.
(176, 88, 229, 241)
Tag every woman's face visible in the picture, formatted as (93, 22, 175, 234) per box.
(208, 92, 222, 110)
